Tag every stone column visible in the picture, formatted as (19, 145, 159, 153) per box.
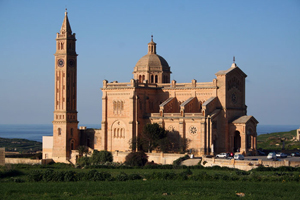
(206, 117, 211, 155)
(200, 121, 206, 155)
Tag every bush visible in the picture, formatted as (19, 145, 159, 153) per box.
(28, 170, 43, 182)
(64, 171, 76, 182)
(128, 173, 142, 180)
(43, 169, 54, 182)
(125, 151, 148, 167)
(85, 170, 98, 180)
(93, 171, 111, 181)
(52, 171, 65, 182)
(116, 172, 129, 181)
(173, 155, 190, 166)
(0, 169, 23, 179)
(77, 156, 91, 167)
(91, 150, 113, 165)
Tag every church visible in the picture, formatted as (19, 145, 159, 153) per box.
(42, 11, 258, 163)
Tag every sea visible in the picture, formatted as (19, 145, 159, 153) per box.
(0, 124, 299, 143)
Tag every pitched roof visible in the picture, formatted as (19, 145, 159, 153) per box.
(232, 115, 258, 124)
(215, 63, 247, 78)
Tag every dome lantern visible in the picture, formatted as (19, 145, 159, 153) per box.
(133, 36, 171, 84)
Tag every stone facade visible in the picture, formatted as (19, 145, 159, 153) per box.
(43, 12, 258, 163)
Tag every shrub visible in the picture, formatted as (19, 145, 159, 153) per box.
(85, 170, 98, 180)
(0, 169, 23, 178)
(28, 170, 42, 182)
(161, 171, 176, 180)
(173, 155, 190, 166)
(77, 156, 91, 167)
(125, 151, 148, 167)
(64, 171, 76, 182)
(176, 172, 188, 180)
(91, 150, 113, 165)
(43, 169, 54, 182)
(52, 171, 65, 182)
(93, 171, 111, 181)
(128, 173, 142, 180)
(144, 164, 173, 169)
(116, 172, 129, 181)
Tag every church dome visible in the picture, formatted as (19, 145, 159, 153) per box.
(133, 36, 171, 84)
(135, 54, 170, 72)
(133, 36, 170, 73)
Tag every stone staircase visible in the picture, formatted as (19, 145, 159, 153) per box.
(181, 158, 202, 166)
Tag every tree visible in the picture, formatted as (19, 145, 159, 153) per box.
(125, 151, 148, 167)
(90, 150, 113, 165)
(139, 123, 168, 152)
(78, 146, 89, 158)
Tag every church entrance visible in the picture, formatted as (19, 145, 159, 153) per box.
(234, 131, 241, 152)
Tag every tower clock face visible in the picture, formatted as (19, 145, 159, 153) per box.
(68, 59, 75, 67)
(57, 59, 64, 67)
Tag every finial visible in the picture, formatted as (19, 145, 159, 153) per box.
(233, 56, 235, 63)
(151, 35, 153, 42)
(65, 8, 68, 15)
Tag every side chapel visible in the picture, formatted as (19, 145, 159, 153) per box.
(43, 11, 258, 163)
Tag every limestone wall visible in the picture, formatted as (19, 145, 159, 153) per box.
(0, 147, 5, 166)
(5, 158, 41, 165)
(112, 152, 184, 165)
(42, 136, 53, 159)
(202, 157, 300, 171)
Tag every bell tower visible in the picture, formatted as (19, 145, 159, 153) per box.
(52, 10, 79, 161)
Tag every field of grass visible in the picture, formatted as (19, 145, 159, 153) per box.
(0, 137, 42, 153)
(257, 129, 300, 150)
(1, 164, 300, 199)
(1, 180, 300, 200)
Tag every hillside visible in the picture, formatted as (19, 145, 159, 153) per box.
(0, 137, 42, 153)
(257, 129, 300, 150)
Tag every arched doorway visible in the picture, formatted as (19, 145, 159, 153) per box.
(234, 131, 241, 152)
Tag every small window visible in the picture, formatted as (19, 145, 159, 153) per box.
(58, 128, 61, 136)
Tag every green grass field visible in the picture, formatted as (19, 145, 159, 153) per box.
(1, 180, 299, 200)
(1, 164, 300, 200)
(257, 129, 300, 150)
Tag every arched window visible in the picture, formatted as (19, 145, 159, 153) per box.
(117, 128, 120, 138)
(117, 101, 120, 114)
(122, 128, 125, 138)
(139, 75, 142, 83)
(61, 42, 64, 50)
(151, 75, 154, 83)
(142, 75, 145, 82)
(113, 101, 116, 114)
(58, 128, 61, 136)
(155, 75, 158, 83)
(70, 140, 75, 150)
(120, 128, 123, 138)
(120, 101, 123, 114)
(114, 128, 116, 137)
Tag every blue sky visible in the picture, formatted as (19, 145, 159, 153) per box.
(0, 0, 299, 126)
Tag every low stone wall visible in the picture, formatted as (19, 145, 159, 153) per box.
(112, 152, 184, 165)
(5, 158, 41, 165)
(202, 157, 300, 171)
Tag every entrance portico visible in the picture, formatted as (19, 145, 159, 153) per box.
(230, 116, 258, 155)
